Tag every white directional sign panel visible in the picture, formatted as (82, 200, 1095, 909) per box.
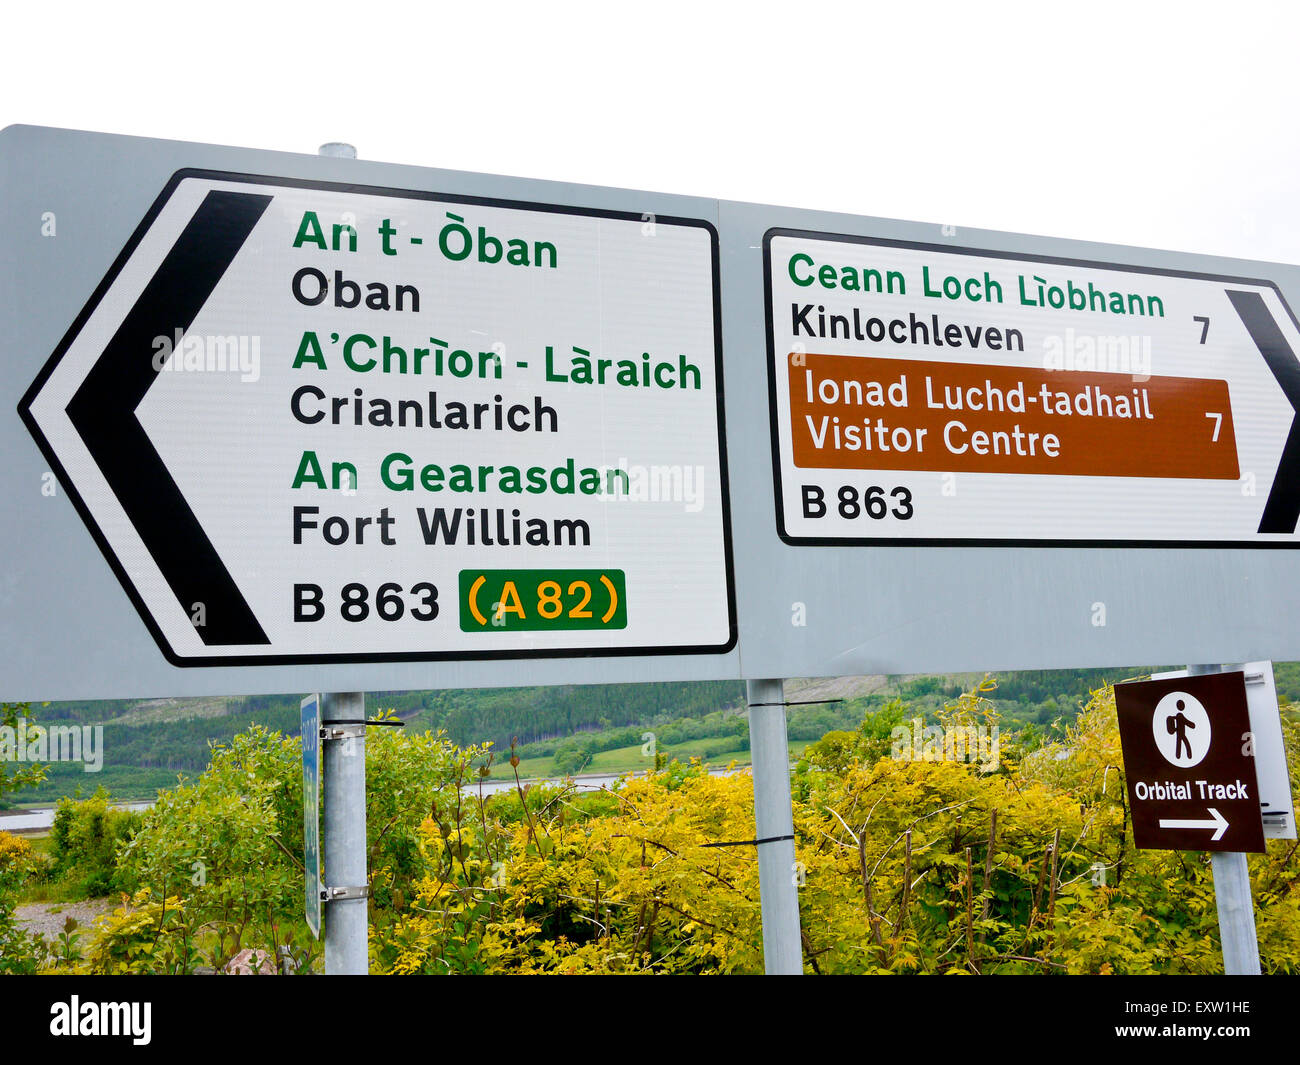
(20, 171, 734, 664)
(9, 126, 1300, 698)
(766, 230, 1300, 544)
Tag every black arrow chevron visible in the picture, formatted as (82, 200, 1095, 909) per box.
(65, 189, 273, 645)
(1226, 289, 1300, 534)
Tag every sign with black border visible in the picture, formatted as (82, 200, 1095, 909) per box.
(19, 169, 736, 666)
(764, 227, 1300, 548)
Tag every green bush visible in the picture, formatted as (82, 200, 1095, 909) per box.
(551, 737, 596, 775)
(0, 831, 46, 973)
(50, 789, 141, 897)
(111, 719, 487, 973)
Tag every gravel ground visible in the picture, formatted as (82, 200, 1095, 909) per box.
(13, 899, 115, 939)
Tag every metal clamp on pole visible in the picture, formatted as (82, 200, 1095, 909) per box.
(319, 723, 367, 742)
(702, 834, 795, 849)
(320, 884, 371, 902)
(320, 720, 404, 742)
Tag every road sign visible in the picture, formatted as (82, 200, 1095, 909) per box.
(9, 125, 1300, 698)
(301, 692, 321, 938)
(1115, 671, 1265, 852)
(18, 166, 733, 666)
(766, 229, 1300, 545)
(1156, 662, 1296, 840)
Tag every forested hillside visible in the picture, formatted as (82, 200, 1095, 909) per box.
(8, 664, 1297, 805)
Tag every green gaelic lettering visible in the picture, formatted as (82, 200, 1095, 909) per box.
(294, 332, 328, 370)
(293, 211, 328, 250)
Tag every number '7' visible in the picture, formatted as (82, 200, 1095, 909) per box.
(1206, 412, 1223, 442)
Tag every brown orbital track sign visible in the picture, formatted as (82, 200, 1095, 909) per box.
(1115, 672, 1265, 853)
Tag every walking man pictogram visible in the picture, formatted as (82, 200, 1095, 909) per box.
(1168, 699, 1196, 762)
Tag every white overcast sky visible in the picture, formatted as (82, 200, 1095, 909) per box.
(4, 0, 1299, 264)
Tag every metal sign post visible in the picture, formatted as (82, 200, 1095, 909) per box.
(1190, 665, 1258, 983)
(320, 691, 368, 975)
(1211, 850, 1261, 975)
(746, 677, 803, 974)
(1116, 665, 1266, 975)
(1188, 664, 1261, 976)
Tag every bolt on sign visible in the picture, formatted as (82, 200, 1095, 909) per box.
(766, 230, 1300, 544)
(1115, 672, 1265, 853)
(17, 169, 735, 665)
